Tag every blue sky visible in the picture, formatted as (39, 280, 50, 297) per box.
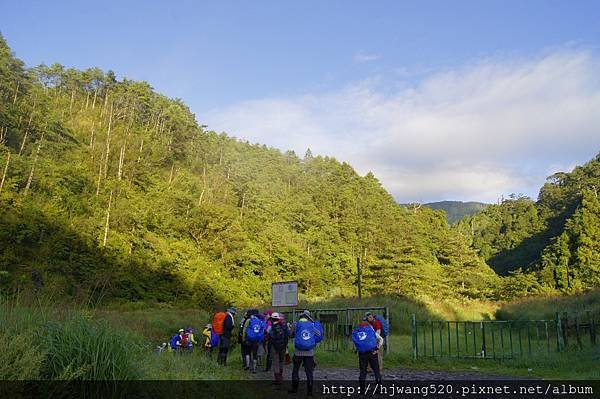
(2, 1, 600, 202)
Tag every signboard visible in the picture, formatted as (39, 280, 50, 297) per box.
(271, 281, 298, 307)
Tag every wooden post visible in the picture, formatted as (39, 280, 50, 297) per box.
(556, 313, 563, 352)
(588, 311, 596, 346)
(411, 314, 417, 360)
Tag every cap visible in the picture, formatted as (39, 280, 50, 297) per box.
(227, 307, 237, 314)
(205, 323, 212, 328)
(301, 310, 313, 320)
(271, 312, 281, 320)
(178, 328, 185, 333)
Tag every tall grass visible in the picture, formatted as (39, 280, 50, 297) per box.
(0, 300, 141, 380)
(41, 316, 142, 380)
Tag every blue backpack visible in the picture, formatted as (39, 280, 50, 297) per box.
(294, 320, 318, 350)
(375, 315, 389, 337)
(210, 330, 219, 347)
(352, 325, 378, 353)
(245, 316, 265, 343)
(169, 334, 180, 349)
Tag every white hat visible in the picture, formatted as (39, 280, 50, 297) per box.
(271, 312, 281, 320)
(178, 328, 185, 333)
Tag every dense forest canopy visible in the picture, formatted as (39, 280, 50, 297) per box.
(1, 34, 598, 308)
(455, 156, 600, 295)
(0, 35, 505, 307)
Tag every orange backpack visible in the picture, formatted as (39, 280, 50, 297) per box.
(212, 312, 227, 335)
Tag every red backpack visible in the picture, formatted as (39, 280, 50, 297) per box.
(212, 312, 227, 335)
(180, 333, 190, 347)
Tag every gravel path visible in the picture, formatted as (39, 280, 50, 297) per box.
(250, 366, 519, 381)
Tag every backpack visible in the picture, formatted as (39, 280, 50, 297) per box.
(352, 325, 378, 353)
(180, 333, 190, 347)
(294, 320, 317, 351)
(212, 312, 227, 335)
(210, 330, 219, 347)
(245, 316, 264, 343)
(270, 322, 289, 350)
(375, 315, 389, 337)
(169, 334, 180, 350)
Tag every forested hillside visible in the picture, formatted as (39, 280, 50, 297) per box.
(455, 157, 600, 294)
(0, 35, 501, 307)
(424, 201, 488, 224)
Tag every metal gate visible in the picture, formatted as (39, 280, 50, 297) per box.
(410, 311, 597, 360)
(280, 306, 389, 353)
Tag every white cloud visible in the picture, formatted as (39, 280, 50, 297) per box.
(354, 51, 380, 63)
(204, 50, 600, 203)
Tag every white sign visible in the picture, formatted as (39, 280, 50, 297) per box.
(272, 281, 298, 307)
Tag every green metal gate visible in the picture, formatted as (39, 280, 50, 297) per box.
(411, 311, 597, 360)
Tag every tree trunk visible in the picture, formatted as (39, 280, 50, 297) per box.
(101, 91, 109, 119)
(168, 162, 175, 185)
(69, 89, 75, 114)
(12, 81, 19, 104)
(240, 192, 245, 219)
(92, 88, 98, 109)
(117, 144, 125, 180)
(198, 166, 206, 205)
(96, 152, 103, 196)
(103, 104, 113, 179)
(23, 133, 44, 197)
(0, 151, 11, 194)
(137, 138, 144, 162)
(102, 190, 113, 247)
(19, 96, 37, 155)
(89, 122, 95, 147)
(85, 91, 90, 110)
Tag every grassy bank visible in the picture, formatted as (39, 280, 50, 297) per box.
(0, 300, 241, 380)
(495, 289, 600, 321)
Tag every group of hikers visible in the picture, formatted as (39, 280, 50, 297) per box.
(161, 307, 389, 396)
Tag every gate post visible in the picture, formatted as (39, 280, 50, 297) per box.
(556, 312, 563, 352)
(411, 314, 417, 360)
(385, 306, 390, 354)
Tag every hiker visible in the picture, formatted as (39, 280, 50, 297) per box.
(239, 310, 251, 369)
(352, 321, 383, 392)
(155, 342, 167, 354)
(267, 312, 289, 386)
(263, 309, 274, 372)
(365, 312, 387, 371)
(288, 310, 323, 396)
(215, 307, 236, 365)
(203, 323, 219, 357)
(185, 327, 198, 350)
(169, 328, 186, 352)
(241, 309, 265, 373)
